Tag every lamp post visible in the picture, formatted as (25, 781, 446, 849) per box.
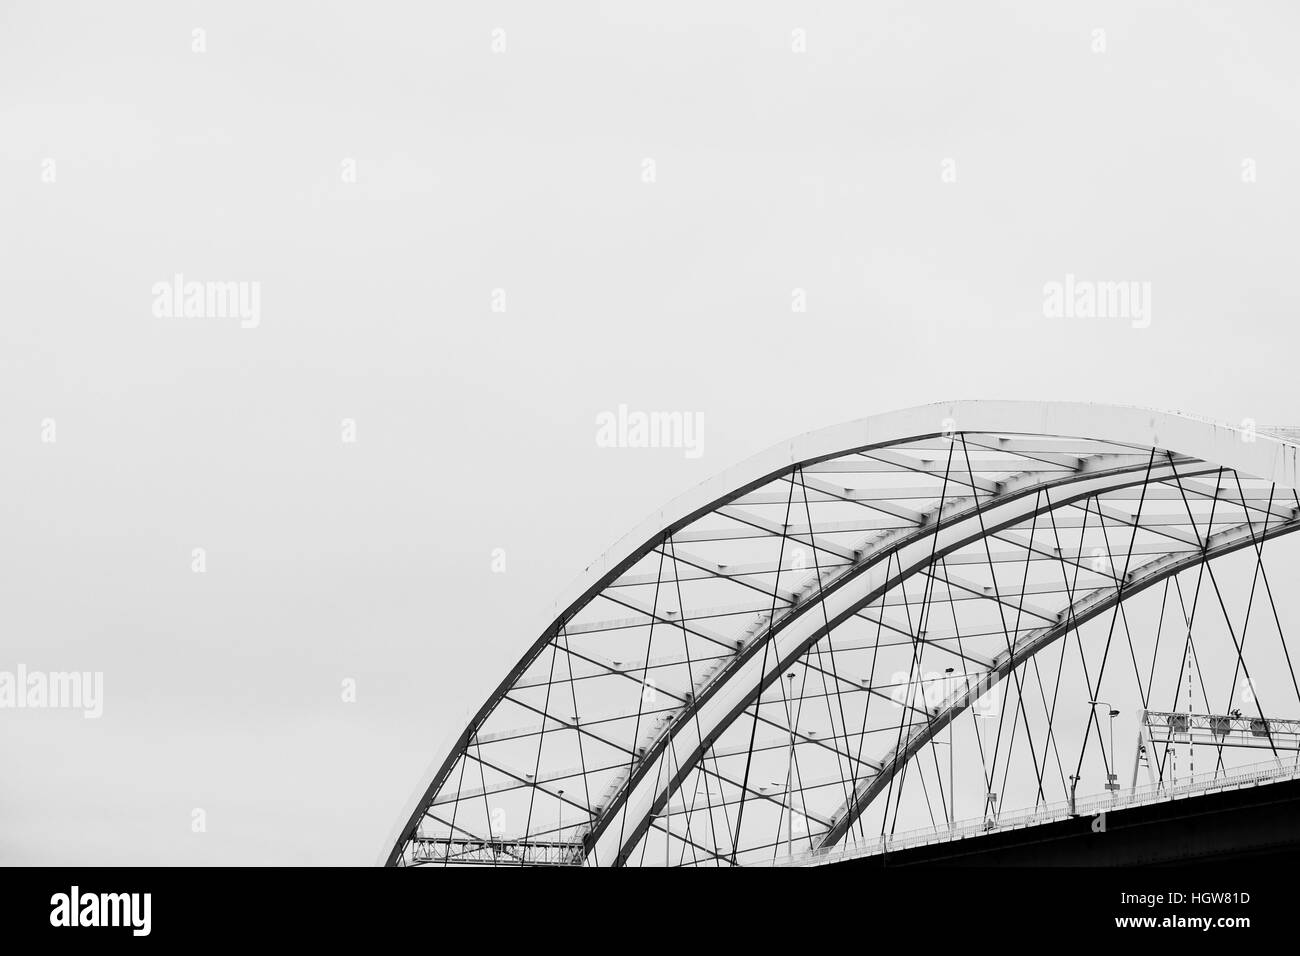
(785, 671, 797, 857)
(663, 805, 670, 868)
(1108, 709, 1120, 791)
(932, 736, 954, 827)
(945, 667, 955, 823)
(972, 711, 997, 820)
(1090, 700, 1121, 794)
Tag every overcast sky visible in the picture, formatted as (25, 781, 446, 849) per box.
(2, 1, 1299, 864)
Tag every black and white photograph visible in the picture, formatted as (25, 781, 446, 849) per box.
(3, 0, 1297, 941)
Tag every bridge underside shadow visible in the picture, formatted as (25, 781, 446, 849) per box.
(828, 778, 1300, 867)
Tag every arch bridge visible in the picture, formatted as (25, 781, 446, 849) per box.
(385, 402, 1300, 866)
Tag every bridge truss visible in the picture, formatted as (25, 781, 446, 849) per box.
(385, 402, 1300, 866)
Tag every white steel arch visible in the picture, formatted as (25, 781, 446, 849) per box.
(386, 401, 1300, 867)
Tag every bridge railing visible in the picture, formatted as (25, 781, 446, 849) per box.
(758, 754, 1300, 868)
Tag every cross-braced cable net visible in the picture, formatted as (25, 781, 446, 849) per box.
(393, 428, 1300, 866)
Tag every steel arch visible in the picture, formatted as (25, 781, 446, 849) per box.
(385, 401, 1300, 867)
(816, 515, 1300, 850)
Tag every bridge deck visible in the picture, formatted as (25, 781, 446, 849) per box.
(762, 757, 1300, 867)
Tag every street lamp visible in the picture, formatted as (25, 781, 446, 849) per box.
(1108, 710, 1120, 790)
(1090, 700, 1121, 794)
(649, 801, 672, 867)
(945, 667, 955, 823)
(972, 711, 998, 820)
(931, 736, 955, 828)
(785, 671, 797, 857)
